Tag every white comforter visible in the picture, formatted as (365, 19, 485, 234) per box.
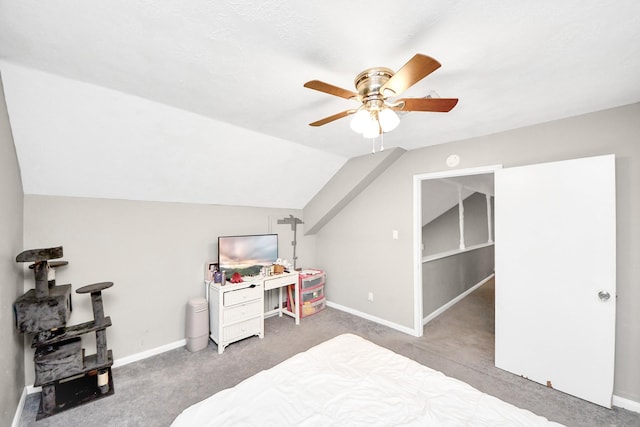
(172, 333, 563, 426)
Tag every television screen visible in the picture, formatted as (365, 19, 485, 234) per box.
(218, 234, 278, 277)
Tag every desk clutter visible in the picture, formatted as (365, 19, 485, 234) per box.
(13, 246, 115, 420)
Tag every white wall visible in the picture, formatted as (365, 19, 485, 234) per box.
(316, 102, 640, 403)
(22, 196, 313, 385)
(0, 73, 24, 425)
(0, 61, 345, 210)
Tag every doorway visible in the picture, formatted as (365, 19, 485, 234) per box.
(412, 164, 501, 336)
(413, 155, 616, 407)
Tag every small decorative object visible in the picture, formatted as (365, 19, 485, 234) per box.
(97, 369, 110, 394)
(205, 262, 218, 281)
(273, 258, 288, 274)
(230, 272, 243, 283)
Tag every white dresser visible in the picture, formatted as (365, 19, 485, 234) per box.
(209, 281, 264, 354)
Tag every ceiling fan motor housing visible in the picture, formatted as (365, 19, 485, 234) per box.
(354, 67, 394, 99)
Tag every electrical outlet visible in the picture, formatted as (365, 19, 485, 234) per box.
(392, 230, 399, 240)
(368, 292, 374, 302)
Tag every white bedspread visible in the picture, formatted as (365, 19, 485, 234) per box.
(171, 333, 563, 426)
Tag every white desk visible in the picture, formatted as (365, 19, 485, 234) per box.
(261, 271, 300, 325)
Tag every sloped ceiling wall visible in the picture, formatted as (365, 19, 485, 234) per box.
(1, 63, 345, 209)
(421, 173, 494, 226)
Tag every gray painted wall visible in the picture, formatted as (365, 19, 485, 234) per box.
(315, 102, 640, 402)
(422, 191, 492, 255)
(22, 196, 314, 385)
(423, 246, 495, 316)
(303, 147, 403, 235)
(421, 191, 495, 317)
(0, 73, 24, 425)
(422, 196, 460, 255)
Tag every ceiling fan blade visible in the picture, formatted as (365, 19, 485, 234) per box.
(392, 97, 458, 112)
(309, 110, 356, 127)
(381, 54, 441, 97)
(304, 80, 359, 100)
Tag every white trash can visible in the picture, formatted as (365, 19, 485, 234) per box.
(186, 297, 209, 352)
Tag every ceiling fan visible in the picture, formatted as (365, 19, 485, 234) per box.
(304, 54, 458, 141)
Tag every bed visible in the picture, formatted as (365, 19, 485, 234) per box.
(171, 334, 563, 426)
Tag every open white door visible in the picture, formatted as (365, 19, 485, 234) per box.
(494, 154, 616, 408)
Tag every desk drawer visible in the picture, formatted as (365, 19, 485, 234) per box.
(301, 286, 324, 303)
(263, 274, 297, 291)
(223, 285, 262, 307)
(301, 297, 326, 318)
(223, 317, 261, 341)
(300, 272, 325, 290)
(224, 300, 262, 323)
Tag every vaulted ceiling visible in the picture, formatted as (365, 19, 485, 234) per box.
(1, 1, 639, 209)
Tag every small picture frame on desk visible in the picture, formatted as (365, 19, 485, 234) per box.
(205, 262, 219, 282)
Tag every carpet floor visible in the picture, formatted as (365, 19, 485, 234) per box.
(18, 279, 640, 426)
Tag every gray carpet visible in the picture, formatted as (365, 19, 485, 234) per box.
(19, 280, 640, 426)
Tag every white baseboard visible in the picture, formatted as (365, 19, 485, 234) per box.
(613, 394, 640, 413)
(11, 387, 27, 427)
(24, 338, 188, 395)
(112, 339, 186, 368)
(422, 273, 495, 326)
(25, 384, 41, 395)
(325, 301, 418, 336)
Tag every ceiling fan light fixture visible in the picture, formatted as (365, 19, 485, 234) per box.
(350, 109, 370, 133)
(378, 108, 400, 132)
(362, 117, 381, 138)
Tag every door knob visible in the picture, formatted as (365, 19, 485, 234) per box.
(598, 291, 610, 301)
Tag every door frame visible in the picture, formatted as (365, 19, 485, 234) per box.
(412, 164, 502, 337)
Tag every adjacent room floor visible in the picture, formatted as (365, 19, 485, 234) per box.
(19, 279, 640, 426)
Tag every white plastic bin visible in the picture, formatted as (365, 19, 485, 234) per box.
(186, 297, 209, 352)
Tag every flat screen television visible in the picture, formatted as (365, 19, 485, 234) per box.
(218, 234, 278, 277)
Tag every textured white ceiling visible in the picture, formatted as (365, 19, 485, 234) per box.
(1, 1, 639, 208)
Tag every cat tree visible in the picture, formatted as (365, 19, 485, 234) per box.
(13, 246, 115, 420)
